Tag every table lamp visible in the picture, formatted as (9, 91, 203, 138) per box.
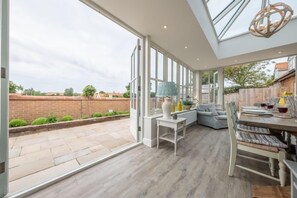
(156, 82, 178, 119)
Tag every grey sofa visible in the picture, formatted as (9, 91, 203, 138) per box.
(196, 104, 228, 129)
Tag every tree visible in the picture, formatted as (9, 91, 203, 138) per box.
(22, 88, 45, 96)
(82, 85, 96, 99)
(9, 81, 23, 93)
(64, 88, 74, 96)
(123, 83, 130, 98)
(73, 93, 81, 96)
(99, 91, 105, 94)
(23, 88, 35, 95)
(202, 71, 215, 84)
(224, 62, 272, 87)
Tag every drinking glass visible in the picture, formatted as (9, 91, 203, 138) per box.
(267, 103, 274, 111)
(260, 103, 267, 109)
(277, 105, 289, 118)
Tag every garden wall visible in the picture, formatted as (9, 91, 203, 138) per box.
(9, 95, 129, 122)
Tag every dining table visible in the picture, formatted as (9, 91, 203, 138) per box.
(239, 113, 297, 135)
(239, 109, 297, 160)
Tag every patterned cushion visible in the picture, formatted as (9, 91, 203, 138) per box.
(236, 131, 287, 149)
(237, 124, 270, 134)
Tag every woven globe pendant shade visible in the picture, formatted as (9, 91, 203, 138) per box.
(249, 2, 293, 38)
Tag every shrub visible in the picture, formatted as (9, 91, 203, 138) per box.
(123, 92, 130, 98)
(62, 115, 73, 121)
(47, 114, 58, 123)
(93, 112, 102, 118)
(31, 117, 48, 125)
(9, 119, 27, 128)
(224, 86, 241, 94)
(118, 111, 130, 115)
(105, 112, 116, 116)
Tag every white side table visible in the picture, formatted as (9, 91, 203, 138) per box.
(156, 117, 187, 155)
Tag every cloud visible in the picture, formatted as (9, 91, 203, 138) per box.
(9, 0, 137, 93)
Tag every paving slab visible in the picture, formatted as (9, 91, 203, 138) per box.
(8, 118, 135, 193)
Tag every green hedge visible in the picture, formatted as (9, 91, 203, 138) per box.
(62, 115, 73, 121)
(9, 119, 27, 128)
(92, 112, 102, 118)
(31, 117, 48, 125)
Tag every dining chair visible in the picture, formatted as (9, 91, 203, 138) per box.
(226, 101, 288, 186)
(230, 102, 271, 134)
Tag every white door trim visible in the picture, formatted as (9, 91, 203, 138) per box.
(0, 0, 10, 196)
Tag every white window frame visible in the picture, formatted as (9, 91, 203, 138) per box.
(148, 43, 195, 115)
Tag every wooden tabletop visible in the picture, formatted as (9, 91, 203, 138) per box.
(239, 113, 297, 135)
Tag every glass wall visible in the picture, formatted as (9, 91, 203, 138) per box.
(201, 70, 216, 104)
(149, 47, 194, 115)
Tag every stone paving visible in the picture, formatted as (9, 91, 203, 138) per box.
(8, 118, 135, 193)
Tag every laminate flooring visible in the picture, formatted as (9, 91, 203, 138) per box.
(29, 125, 279, 198)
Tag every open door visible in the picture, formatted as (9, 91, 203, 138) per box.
(0, 0, 9, 196)
(129, 39, 140, 141)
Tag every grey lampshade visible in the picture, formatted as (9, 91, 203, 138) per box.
(156, 82, 177, 97)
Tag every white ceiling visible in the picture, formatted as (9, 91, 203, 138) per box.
(82, 0, 297, 71)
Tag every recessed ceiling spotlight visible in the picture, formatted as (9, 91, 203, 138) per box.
(184, 46, 188, 49)
(196, 58, 200, 61)
(163, 25, 167, 29)
(278, 51, 282, 54)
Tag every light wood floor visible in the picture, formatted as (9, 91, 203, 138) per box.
(29, 125, 278, 198)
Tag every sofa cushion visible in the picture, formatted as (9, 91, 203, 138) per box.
(197, 104, 213, 111)
(216, 115, 227, 120)
(217, 111, 226, 115)
(209, 107, 218, 116)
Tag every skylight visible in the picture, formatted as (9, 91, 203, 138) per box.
(205, 0, 297, 40)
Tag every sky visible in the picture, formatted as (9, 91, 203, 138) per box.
(10, 0, 137, 93)
(9, 0, 293, 93)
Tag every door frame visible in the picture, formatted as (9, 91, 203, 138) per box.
(213, 71, 218, 104)
(0, 0, 10, 196)
(130, 39, 141, 142)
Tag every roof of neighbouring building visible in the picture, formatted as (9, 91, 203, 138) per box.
(275, 62, 288, 71)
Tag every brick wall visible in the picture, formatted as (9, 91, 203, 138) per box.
(9, 95, 130, 123)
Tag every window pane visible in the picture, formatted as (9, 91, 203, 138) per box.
(158, 52, 163, 80)
(180, 65, 183, 86)
(150, 48, 156, 78)
(188, 70, 192, 85)
(180, 86, 183, 100)
(149, 80, 156, 114)
(168, 58, 172, 82)
(173, 61, 177, 83)
(183, 67, 187, 86)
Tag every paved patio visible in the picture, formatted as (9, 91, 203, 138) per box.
(8, 118, 135, 193)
